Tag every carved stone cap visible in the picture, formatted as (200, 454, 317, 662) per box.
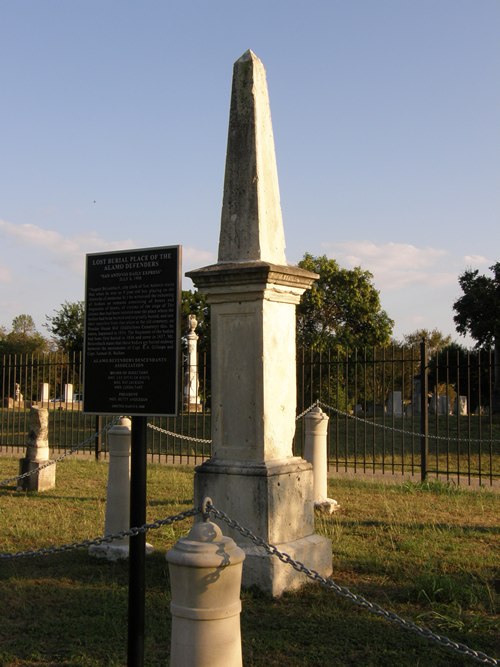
(186, 261, 318, 292)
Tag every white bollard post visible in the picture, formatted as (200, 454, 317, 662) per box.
(17, 405, 56, 491)
(166, 509, 245, 667)
(89, 417, 153, 560)
(303, 407, 338, 514)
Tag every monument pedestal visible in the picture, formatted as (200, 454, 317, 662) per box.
(195, 457, 332, 596)
(17, 458, 56, 492)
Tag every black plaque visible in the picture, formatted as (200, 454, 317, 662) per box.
(83, 245, 181, 416)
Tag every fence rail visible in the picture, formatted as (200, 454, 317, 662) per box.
(1, 346, 499, 485)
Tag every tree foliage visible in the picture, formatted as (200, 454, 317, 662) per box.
(400, 328, 453, 357)
(453, 263, 500, 349)
(45, 301, 85, 355)
(0, 315, 50, 356)
(453, 263, 500, 412)
(296, 253, 394, 350)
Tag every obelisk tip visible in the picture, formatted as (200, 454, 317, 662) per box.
(218, 50, 287, 264)
(236, 49, 260, 64)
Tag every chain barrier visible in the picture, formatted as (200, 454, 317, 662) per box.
(206, 501, 498, 666)
(148, 400, 500, 446)
(0, 506, 200, 560)
(316, 400, 500, 445)
(0, 416, 121, 488)
(146, 404, 321, 445)
(147, 422, 212, 444)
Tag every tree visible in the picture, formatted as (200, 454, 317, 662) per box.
(0, 314, 50, 356)
(297, 253, 394, 350)
(46, 301, 85, 355)
(453, 262, 500, 412)
(400, 328, 453, 357)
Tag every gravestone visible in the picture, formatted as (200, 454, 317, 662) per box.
(386, 391, 403, 416)
(188, 50, 332, 596)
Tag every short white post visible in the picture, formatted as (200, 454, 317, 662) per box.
(18, 405, 56, 491)
(303, 407, 338, 514)
(166, 512, 245, 667)
(40, 382, 50, 406)
(89, 417, 153, 560)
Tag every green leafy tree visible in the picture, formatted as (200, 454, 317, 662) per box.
(453, 262, 500, 411)
(297, 253, 394, 351)
(0, 314, 50, 356)
(400, 328, 453, 358)
(45, 301, 85, 355)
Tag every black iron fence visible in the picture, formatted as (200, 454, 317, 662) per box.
(1, 346, 498, 485)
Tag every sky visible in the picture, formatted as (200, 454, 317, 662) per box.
(1, 0, 498, 346)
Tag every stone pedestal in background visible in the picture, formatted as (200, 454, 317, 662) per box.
(18, 405, 56, 492)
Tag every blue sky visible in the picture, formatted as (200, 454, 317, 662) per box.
(1, 0, 498, 345)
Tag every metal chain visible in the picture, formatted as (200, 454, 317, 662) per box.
(146, 404, 321, 445)
(0, 416, 121, 488)
(0, 507, 200, 560)
(147, 422, 212, 444)
(207, 502, 498, 666)
(317, 400, 500, 445)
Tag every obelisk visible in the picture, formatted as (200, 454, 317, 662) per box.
(187, 50, 332, 596)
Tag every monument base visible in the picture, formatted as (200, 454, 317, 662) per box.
(183, 402, 203, 413)
(89, 541, 153, 561)
(242, 533, 332, 597)
(194, 457, 333, 596)
(17, 459, 56, 492)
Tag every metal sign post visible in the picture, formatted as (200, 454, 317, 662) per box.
(128, 415, 148, 666)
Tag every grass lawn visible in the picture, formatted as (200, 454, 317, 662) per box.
(0, 457, 498, 666)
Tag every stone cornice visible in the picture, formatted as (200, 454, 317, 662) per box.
(186, 261, 318, 292)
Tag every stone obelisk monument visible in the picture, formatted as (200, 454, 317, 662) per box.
(187, 50, 332, 596)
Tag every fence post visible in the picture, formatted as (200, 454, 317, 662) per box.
(303, 406, 338, 513)
(166, 512, 245, 667)
(94, 415, 102, 460)
(420, 340, 429, 482)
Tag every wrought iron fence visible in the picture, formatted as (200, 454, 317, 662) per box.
(1, 346, 498, 485)
(295, 344, 499, 486)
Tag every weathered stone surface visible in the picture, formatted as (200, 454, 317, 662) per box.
(26, 406, 49, 461)
(188, 50, 331, 595)
(18, 406, 55, 492)
(218, 50, 286, 265)
(166, 521, 245, 666)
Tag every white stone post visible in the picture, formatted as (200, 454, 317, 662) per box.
(455, 396, 468, 416)
(40, 382, 50, 406)
(303, 407, 338, 514)
(18, 406, 56, 491)
(64, 383, 73, 406)
(166, 517, 245, 667)
(184, 314, 202, 412)
(89, 417, 152, 560)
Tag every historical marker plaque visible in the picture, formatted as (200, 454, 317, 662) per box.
(84, 246, 181, 416)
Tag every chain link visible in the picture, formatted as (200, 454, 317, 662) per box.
(317, 400, 500, 445)
(0, 416, 121, 488)
(0, 507, 200, 560)
(207, 502, 498, 666)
